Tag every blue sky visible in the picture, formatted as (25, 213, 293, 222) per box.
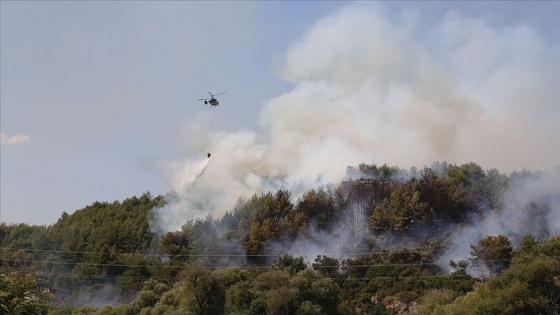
(0, 1, 344, 225)
(2, 1, 559, 226)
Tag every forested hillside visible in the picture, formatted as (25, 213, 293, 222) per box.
(1, 162, 559, 314)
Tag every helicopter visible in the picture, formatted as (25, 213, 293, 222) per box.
(199, 92, 226, 107)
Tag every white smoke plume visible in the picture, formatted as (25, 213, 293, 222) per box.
(437, 169, 560, 274)
(1, 132, 30, 145)
(152, 3, 560, 234)
(151, 157, 211, 233)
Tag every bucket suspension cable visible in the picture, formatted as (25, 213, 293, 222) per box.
(207, 107, 215, 158)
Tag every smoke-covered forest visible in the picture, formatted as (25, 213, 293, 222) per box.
(1, 162, 559, 314)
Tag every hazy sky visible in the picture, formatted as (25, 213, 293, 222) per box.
(2, 1, 559, 226)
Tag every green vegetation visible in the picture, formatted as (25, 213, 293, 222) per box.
(0, 272, 54, 314)
(1, 162, 559, 314)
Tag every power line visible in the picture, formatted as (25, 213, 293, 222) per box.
(2, 243, 557, 258)
(0, 258, 453, 268)
(0, 268, 481, 283)
(1, 255, 543, 278)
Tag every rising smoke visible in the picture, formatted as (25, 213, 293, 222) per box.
(0, 132, 31, 145)
(438, 169, 560, 274)
(151, 3, 560, 268)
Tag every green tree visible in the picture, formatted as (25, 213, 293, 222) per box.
(445, 237, 560, 315)
(296, 301, 322, 315)
(130, 278, 170, 311)
(179, 264, 225, 315)
(158, 231, 189, 259)
(252, 270, 290, 292)
(470, 235, 513, 279)
(369, 182, 434, 233)
(309, 277, 340, 315)
(277, 254, 307, 276)
(418, 168, 465, 220)
(0, 273, 54, 315)
(149, 288, 184, 315)
(266, 286, 296, 315)
(416, 289, 457, 315)
(312, 255, 340, 277)
(294, 188, 338, 232)
(224, 281, 254, 315)
(240, 191, 294, 262)
(447, 162, 489, 211)
(356, 163, 401, 181)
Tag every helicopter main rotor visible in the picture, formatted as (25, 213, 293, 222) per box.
(209, 92, 226, 97)
(199, 92, 226, 101)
